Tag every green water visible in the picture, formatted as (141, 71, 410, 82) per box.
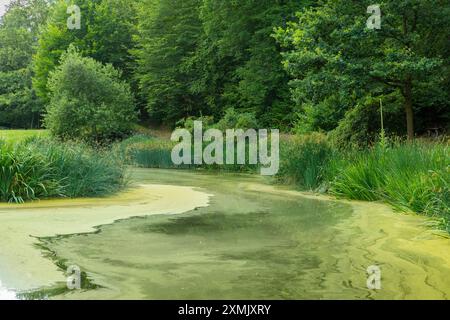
(15, 169, 450, 299)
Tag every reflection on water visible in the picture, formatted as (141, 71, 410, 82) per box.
(31, 169, 450, 300)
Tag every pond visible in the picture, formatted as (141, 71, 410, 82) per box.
(0, 168, 449, 299)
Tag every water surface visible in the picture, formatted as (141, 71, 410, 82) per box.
(29, 169, 450, 299)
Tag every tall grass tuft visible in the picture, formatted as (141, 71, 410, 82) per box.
(27, 138, 126, 197)
(330, 140, 449, 229)
(0, 137, 126, 203)
(0, 141, 62, 203)
(276, 131, 449, 231)
(116, 135, 181, 169)
(277, 133, 334, 190)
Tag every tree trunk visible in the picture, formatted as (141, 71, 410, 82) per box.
(403, 79, 414, 140)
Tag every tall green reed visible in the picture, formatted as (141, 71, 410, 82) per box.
(0, 137, 126, 203)
(330, 139, 449, 229)
(277, 133, 333, 190)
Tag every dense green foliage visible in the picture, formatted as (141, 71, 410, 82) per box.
(133, 0, 312, 128)
(133, 0, 203, 123)
(275, 0, 450, 143)
(0, 0, 446, 141)
(44, 47, 137, 143)
(33, 0, 138, 103)
(192, 0, 311, 129)
(176, 108, 258, 133)
(0, 0, 49, 128)
(0, 137, 126, 203)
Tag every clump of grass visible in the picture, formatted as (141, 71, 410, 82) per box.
(330, 140, 449, 229)
(0, 141, 62, 203)
(28, 138, 126, 197)
(276, 131, 449, 231)
(277, 133, 334, 190)
(0, 137, 126, 203)
(116, 135, 181, 169)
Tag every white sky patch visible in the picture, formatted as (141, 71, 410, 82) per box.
(0, 0, 12, 17)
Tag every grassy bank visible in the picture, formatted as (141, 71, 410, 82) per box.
(329, 141, 449, 230)
(277, 134, 449, 231)
(0, 137, 126, 203)
(115, 135, 179, 169)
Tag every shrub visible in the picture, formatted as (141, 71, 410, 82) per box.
(329, 98, 405, 149)
(44, 46, 137, 144)
(174, 108, 259, 134)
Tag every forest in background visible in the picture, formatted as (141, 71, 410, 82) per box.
(0, 0, 448, 146)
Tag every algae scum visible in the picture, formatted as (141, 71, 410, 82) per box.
(2, 169, 450, 299)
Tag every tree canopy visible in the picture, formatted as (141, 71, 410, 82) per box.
(0, 0, 447, 143)
(0, 0, 49, 128)
(33, 0, 138, 103)
(275, 0, 450, 141)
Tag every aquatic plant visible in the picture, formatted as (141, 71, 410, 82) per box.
(0, 137, 126, 203)
(330, 140, 449, 229)
(0, 141, 62, 203)
(277, 133, 334, 190)
(276, 131, 449, 230)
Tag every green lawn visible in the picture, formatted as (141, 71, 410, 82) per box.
(0, 130, 48, 144)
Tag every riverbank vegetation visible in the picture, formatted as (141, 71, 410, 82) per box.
(0, 1, 448, 230)
(277, 134, 449, 231)
(117, 131, 449, 231)
(0, 136, 125, 203)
